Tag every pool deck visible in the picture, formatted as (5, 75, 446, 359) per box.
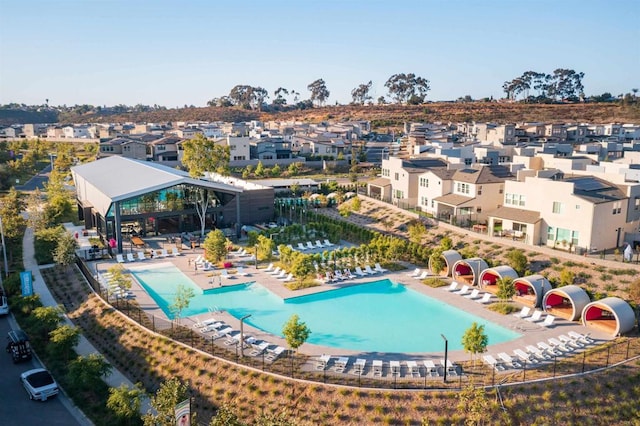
(91, 244, 612, 370)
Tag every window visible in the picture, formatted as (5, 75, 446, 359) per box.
(431, 200, 435, 208)
(547, 226, 555, 241)
(230, 145, 236, 150)
(571, 230, 579, 246)
(612, 202, 621, 215)
(420, 196, 428, 205)
(394, 190, 404, 199)
(419, 178, 429, 188)
(552, 201, 564, 214)
(635, 198, 640, 211)
(394, 172, 399, 181)
(477, 186, 482, 196)
(456, 182, 470, 194)
(576, 204, 580, 210)
(505, 193, 526, 207)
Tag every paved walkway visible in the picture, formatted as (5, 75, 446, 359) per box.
(23, 227, 150, 420)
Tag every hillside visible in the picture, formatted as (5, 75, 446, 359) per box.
(2, 102, 639, 129)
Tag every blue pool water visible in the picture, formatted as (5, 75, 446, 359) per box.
(129, 263, 520, 353)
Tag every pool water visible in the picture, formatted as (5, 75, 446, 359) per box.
(129, 263, 520, 353)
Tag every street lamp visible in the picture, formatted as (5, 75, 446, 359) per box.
(441, 334, 448, 383)
(0, 214, 8, 279)
(239, 314, 252, 358)
(254, 244, 258, 269)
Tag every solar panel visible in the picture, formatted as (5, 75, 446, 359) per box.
(570, 177, 610, 191)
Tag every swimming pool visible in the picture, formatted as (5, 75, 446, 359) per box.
(129, 263, 520, 353)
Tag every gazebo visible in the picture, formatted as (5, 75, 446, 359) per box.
(429, 250, 462, 277)
(451, 257, 488, 286)
(581, 297, 636, 336)
(512, 275, 552, 308)
(542, 285, 590, 321)
(478, 265, 519, 294)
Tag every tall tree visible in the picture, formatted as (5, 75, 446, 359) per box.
(307, 79, 330, 106)
(202, 228, 228, 263)
(461, 322, 488, 366)
(273, 87, 290, 106)
(67, 354, 112, 392)
(54, 231, 78, 271)
(495, 276, 515, 303)
(0, 188, 26, 240)
(169, 284, 195, 323)
(282, 314, 311, 353)
(107, 384, 145, 425)
(47, 325, 80, 363)
(384, 73, 430, 104)
(351, 80, 373, 105)
(181, 134, 230, 237)
(143, 378, 194, 426)
(228, 85, 255, 109)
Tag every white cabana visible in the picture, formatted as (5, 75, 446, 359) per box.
(582, 297, 636, 336)
(513, 275, 552, 308)
(542, 284, 591, 321)
(450, 257, 488, 285)
(478, 265, 519, 293)
(429, 250, 462, 277)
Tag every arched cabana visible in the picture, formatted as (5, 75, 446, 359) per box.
(479, 265, 519, 294)
(429, 250, 462, 277)
(542, 285, 590, 321)
(513, 275, 552, 308)
(451, 257, 488, 285)
(581, 297, 636, 336)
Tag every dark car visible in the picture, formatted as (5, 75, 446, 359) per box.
(6, 330, 32, 363)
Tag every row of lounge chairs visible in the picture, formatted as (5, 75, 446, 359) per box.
(262, 264, 295, 282)
(512, 306, 556, 327)
(97, 272, 136, 299)
(483, 331, 596, 371)
(445, 281, 494, 304)
(288, 240, 335, 252)
(319, 263, 388, 283)
(315, 355, 460, 378)
(193, 318, 286, 361)
(116, 248, 182, 263)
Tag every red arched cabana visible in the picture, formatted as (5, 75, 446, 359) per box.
(479, 265, 519, 294)
(541, 285, 590, 321)
(451, 257, 488, 285)
(582, 297, 636, 336)
(512, 275, 552, 308)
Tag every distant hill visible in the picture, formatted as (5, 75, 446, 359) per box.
(2, 102, 639, 129)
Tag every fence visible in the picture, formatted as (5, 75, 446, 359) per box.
(76, 257, 639, 391)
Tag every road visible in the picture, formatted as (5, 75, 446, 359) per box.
(15, 164, 52, 192)
(0, 315, 84, 426)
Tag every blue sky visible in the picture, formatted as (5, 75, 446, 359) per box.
(1, 0, 638, 107)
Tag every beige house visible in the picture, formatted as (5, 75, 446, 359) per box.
(149, 136, 182, 162)
(489, 175, 634, 251)
(416, 168, 456, 216)
(98, 137, 148, 160)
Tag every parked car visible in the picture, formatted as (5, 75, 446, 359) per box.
(6, 330, 32, 363)
(20, 368, 59, 401)
(0, 293, 8, 316)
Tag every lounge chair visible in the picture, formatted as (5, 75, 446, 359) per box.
(445, 281, 459, 291)
(441, 359, 457, 376)
(407, 268, 421, 277)
(266, 346, 286, 361)
(269, 266, 282, 276)
(364, 265, 379, 275)
(193, 255, 203, 264)
(559, 334, 584, 349)
(171, 247, 182, 256)
(390, 360, 401, 377)
(263, 263, 274, 272)
(127, 253, 136, 262)
(274, 270, 287, 279)
(306, 241, 315, 250)
(236, 267, 249, 276)
(537, 341, 562, 357)
(212, 326, 233, 338)
(407, 360, 420, 377)
(220, 269, 234, 279)
(499, 352, 523, 368)
(548, 337, 573, 353)
(352, 358, 366, 375)
(343, 268, 355, 279)
(334, 356, 350, 373)
(483, 354, 506, 371)
(513, 306, 531, 319)
(454, 285, 470, 296)
(354, 267, 368, 277)
(540, 314, 556, 327)
(568, 331, 595, 345)
(414, 271, 429, 280)
(137, 251, 147, 261)
(323, 239, 335, 247)
(201, 261, 215, 271)
(334, 270, 346, 280)
(423, 360, 439, 377)
(297, 243, 307, 251)
(315, 240, 325, 248)
(374, 263, 389, 273)
(526, 345, 552, 361)
(372, 360, 383, 377)
(513, 349, 536, 365)
(116, 254, 126, 263)
(249, 341, 270, 356)
(280, 273, 294, 282)
(525, 310, 544, 322)
(464, 289, 481, 299)
(286, 244, 295, 251)
(476, 293, 493, 304)
(162, 249, 169, 257)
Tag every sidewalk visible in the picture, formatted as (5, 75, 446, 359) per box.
(22, 227, 150, 420)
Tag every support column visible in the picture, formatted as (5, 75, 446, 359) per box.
(114, 201, 123, 253)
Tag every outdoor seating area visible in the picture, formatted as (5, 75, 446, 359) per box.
(311, 355, 463, 379)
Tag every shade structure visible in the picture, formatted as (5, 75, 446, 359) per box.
(513, 275, 552, 308)
(479, 265, 519, 293)
(542, 284, 590, 321)
(581, 297, 635, 336)
(450, 257, 488, 285)
(429, 249, 462, 277)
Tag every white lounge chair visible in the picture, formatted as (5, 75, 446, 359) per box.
(323, 239, 334, 247)
(445, 281, 459, 291)
(568, 331, 595, 345)
(269, 266, 282, 276)
(266, 346, 286, 361)
(513, 306, 531, 319)
(334, 356, 350, 373)
(407, 360, 420, 377)
(364, 265, 379, 275)
(414, 271, 429, 280)
(476, 293, 492, 304)
(537, 341, 562, 357)
(352, 358, 366, 375)
(526, 345, 552, 361)
(549, 337, 573, 353)
(374, 263, 388, 273)
(306, 241, 315, 250)
(513, 349, 536, 365)
(315, 240, 325, 248)
(464, 289, 481, 299)
(334, 270, 346, 280)
(483, 354, 506, 371)
(126, 253, 136, 262)
(279, 272, 294, 281)
(286, 244, 295, 251)
(137, 251, 147, 261)
(499, 352, 522, 368)
(525, 310, 544, 322)
(390, 360, 401, 377)
(264, 263, 274, 272)
(454, 285, 470, 296)
(116, 254, 126, 263)
(423, 360, 439, 377)
(171, 247, 182, 256)
(274, 270, 287, 279)
(540, 314, 556, 327)
(407, 268, 421, 277)
(342, 268, 355, 279)
(236, 267, 249, 276)
(354, 267, 368, 277)
(220, 269, 234, 279)
(297, 243, 307, 251)
(249, 341, 270, 356)
(559, 334, 584, 349)
(441, 359, 457, 376)
(372, 360, 383, 377)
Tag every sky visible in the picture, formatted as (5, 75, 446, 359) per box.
(0, 0, 638, 108)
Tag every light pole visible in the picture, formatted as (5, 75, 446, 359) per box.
(239, 314, 252, 358)
(0, 214, 8, 279)
(441, 334, 448, 383)
(254, 244, 258, 269)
